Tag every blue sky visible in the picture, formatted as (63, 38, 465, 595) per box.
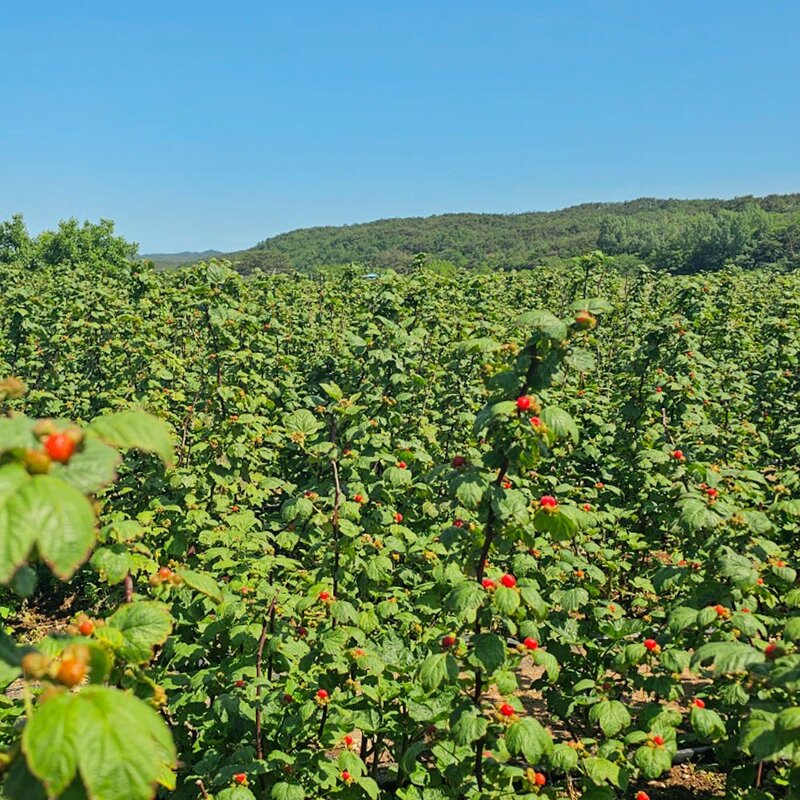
(2, 1, 798, 252)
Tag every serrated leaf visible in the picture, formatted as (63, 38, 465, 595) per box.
(0, 474, 95, 582)
(105, 601, 173, 663)
(22, 686, 175, 800)
(178, 569, 223, 603)
(89, 410, 174, 465)
(472, 633, 506, 674)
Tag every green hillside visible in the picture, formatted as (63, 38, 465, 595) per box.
(224, 194, 800, 274)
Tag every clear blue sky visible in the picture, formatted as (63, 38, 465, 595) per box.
(2, 1, 798, 253)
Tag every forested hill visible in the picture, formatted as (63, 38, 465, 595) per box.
(224, 193, 800, 273)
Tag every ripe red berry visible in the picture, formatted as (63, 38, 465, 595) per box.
(637, 793, 651, 800)
(78, 619, 95, 636)
(499, 703, 515, 717)
(595, 481, 604, 489)
(343, 734, 354, 747)
(441, 635, 456, 649)
(534, 772, 546, 786)
(655, 386, 662, 393)
(158, 566, 173, 579)
(43, 432, 76, 464)
(394, 512, 403, 522)
(353, 494, 364, 503)
(500, 573, 517, 588)
(582, 503, 591, 511)
(451, 455, 467, 468)
(482, 578, 496, 590)
(319, 591, 331, 601)
(706, 487, 718, 498)
(652, 735, 665, 746)
(453, 518, 464, 528)
(714, 604, 728, 617)
(234, 679, 246, 688)
(529, 416, 542, 428)
(672, 449, 684, 460)
(316, 689, 329, 699)
(516, 395, 532, 411)
(396, 461, 407, 469)
(765, 642, 779, 659)
(693, 698, 705, 708)
(233, 773, 247, 785)
(523, 637, 538, 650)
(644, 638, 659, 651)
(341, 770, 351, 781)
(539, 495, 558, 510)
(501, 479, 512, 489)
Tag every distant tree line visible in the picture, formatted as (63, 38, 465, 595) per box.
(223, 194, 800, 274)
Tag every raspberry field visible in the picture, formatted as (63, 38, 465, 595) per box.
(1, 253, 799, 800)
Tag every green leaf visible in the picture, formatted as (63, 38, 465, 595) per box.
(533, 650, 560, 682)
(550, 742, 580, 772)
(494, 585, 521, 615)
(0, 474, 95, 582)
(692, 641, 765, 674)
(668, 606, 698, 633)
(534, 507, 578, 541)
(590, 700, 631, 737)
(453, 474, 488, 509)
(583, 756, 625, 788)
(0, 417, 37, 451)
(52, 437, 120, 494)
(384, 466, 412, 487)
(505, 717, 552, 763)
(445, 581, 485, 618)
(283, 409, 322, 437)
(451, 707, 488, 745)
(320, 381, 343, 400)
(518, 309, 568, 341)
(691, 706, 726, 741)
(540, 406, 580, 444)
(22, 685, 175, 800)
(633, 744, 672, 778)
(219, 787, 257, 800)
(471, 633, 506, 674)
(105, 601, 173, 663)
(419, 653, 458, 692)
(90, 545, 132, 585)
(358, 776, 380, 800)
(178, 569, 223, 603)
(89, 410, 174, 465)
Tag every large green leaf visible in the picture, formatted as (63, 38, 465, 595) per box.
(0, 474, 95, 581)
(52, 437, 120, 494)
(89, 411, 174, 465)
(105, 602, 173, 663)
(505, 717, 553, 763)
(22, 686, 175, 800)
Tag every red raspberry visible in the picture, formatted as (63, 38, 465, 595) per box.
(516, 395, 532, 411)
(539, 495, 558, 510)
(644, 638, 659, 651)
(499, 703, 515, 717)
(693, 698, 705, 708)
(441, 635, 456, 649)
(43, 432, 76, 463)
(523, 637, 538, 650)
(500, 574, 517, 588)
